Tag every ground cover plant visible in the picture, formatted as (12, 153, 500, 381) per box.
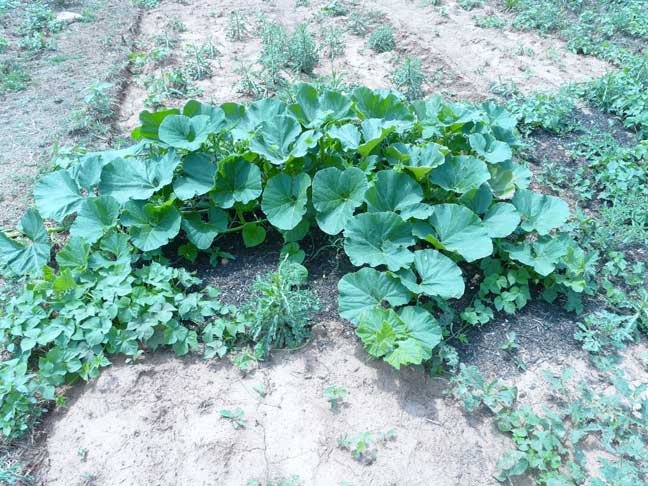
(0, 82, 585, 440)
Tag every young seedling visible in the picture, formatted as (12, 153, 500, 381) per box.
(227, 11, 249, 41)
(323, 385, 348, 410)
(219, 408, 247, 429)
(391, 56, 426, 101)
(368, 24, 395, 53)
(337, 429, 397, 465)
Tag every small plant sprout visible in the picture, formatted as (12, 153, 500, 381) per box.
(227, 10, 249, 41)
(323, 385, 348, 410)
(288, 24, 319, 74)
(320, 27, 345, 60)
(368, 24, 395, 53)
(337, 429, 397, 465)
(500, 332, 519, 351)
(391, 56, 426, 101)
(219, 408, 247, 429)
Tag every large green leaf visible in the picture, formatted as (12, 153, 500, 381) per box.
(211, 158, 262, 209)
(352, 87, 413, 121)
(469, 133, 513, 163)
(242, 222, 266, 247)
(356, 306, 441, 369)
(99, 152, 180, 204)
(358, 119, 397, 157)
(502, 234, 570, 276)
(158, 114, 215, 151)
(131, 108, 180, 141)
(338, 267, 411, 323)
(0, 209, 50, 276)
(232, 98, 288, 141)
(261, 173, 311, 230)
(512, 189, 569, 235)
(384, 142, 446, 180)
(364, 170, 431, 220)
(429, 156, 491, 194)
(70, 195, 121, 244)
(121, 200, 182, 251)
(397, 249, 465, 299)
(249, 116, 318, 165)
(289, 84, 354, 128)
(343, 212, 414, 271)
(412, 204, 492, 262)
(55, 237, 90, 270)
(483, 202, 520, 238)
(312, 167, 368, 235)
(173, 153, 217, 201)
(34, 170, 84, 222)
(181, 208, 228, 250)
(327, 124, 361, 151)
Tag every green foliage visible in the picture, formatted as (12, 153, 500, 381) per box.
(239, 260, 320, 359)
(184, 41, 220, 81)
(347, 12, 370, 36)
(0, 61, 29, 94)
(288, 24, 319, 74)
(368, 24, 395, 53)
(219, 407, 246, 428)
(324, 385, 348, 410)
(475, 14, 506, 29)
(337, 428, 397, 465)
(321, 0, 349, 16)
(585, 56, 648, 136)
(507, 90, 577, 134)
(320, 27, 345, 60)
(391, 57, 426, 101)
(143, 68, 202, 108)
(0, 85, 577, 436)
(458, 0, 484, 11)
(227, 10, 249, 41)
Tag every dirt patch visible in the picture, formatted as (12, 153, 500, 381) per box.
(118, 0, 612, 132)
(37, 322, 514, 486)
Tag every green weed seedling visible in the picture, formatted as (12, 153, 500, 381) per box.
(324, 385, 348, 410)
(337, 429, 397, 465)
(219, 408, 247, 429)
(0, 61, 29, 94)
(347, 12, 369, 36)
(391, 56, 426, 101)
(227, 10, 249, 41)
(320, 27, 345, 60)
(288, 24, 319, 74)
(240, 260, 320, 359)
(321, 0, 348, 16)
(368, 24, 395, 53)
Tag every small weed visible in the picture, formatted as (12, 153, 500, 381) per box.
(185, 41, 220, 80)
(458, 0, 484, 11)
(227, 10, 249, 41)
(368, 24, 395, 53)
(288, 24, 319, 74)
(143, 68, 202, 108)
(391, 56, 426, 101)
(321, 0, 348, 16)
(0, 61, 29, 94)
(507, 90, 577, 134)
(219, 408, 247, 429)
(474, 14, 506, 29)
(323, 385, 348, 410)
(337, 429, 397, 465)
(320, 27, 345, 60)
(240, 260, 320, 359)
(347, 12, 370, 36)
